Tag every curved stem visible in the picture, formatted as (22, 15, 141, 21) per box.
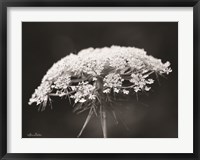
(48, 90, 75, 97)
(77, 107, 93, 138)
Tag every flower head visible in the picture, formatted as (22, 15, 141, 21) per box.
(29, 45, 172, 107)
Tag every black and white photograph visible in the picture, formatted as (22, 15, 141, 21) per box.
(22, 22, 178, 138)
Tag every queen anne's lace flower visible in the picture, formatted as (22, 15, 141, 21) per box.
(51, 74, 71, 89)
(103, 73, 124, 88)
(130, 73, 155, 92)
(103, 88, 111, 94)
(29, 45, 172, 108)
(28, 81, 51, 106)
(28, 45, 172, 138)
(123, 89, 129, 94)
(70, 82, 96, 103)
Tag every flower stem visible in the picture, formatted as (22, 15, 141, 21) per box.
(77, 107, 93, 138)
(95, 77, 108, 138)
(102, 105, 107, 138)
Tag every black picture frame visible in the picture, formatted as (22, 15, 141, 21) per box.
(0, 0, 199, 159)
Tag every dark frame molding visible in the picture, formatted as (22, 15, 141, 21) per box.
(0, 0, 199, 159)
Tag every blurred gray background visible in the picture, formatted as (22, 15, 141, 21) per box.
(22, 22, 178, 138)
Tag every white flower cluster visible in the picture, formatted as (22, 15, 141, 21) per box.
(70, 82, 96, 103)
(130, 73, 154, 92)
(28, 81, 51, 106)
(29, 45, 172, 107)
(103, 73, 124, 94)
(51, 74, 71, 90)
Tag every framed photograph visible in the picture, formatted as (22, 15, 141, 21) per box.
(0, 0, 199, 159)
